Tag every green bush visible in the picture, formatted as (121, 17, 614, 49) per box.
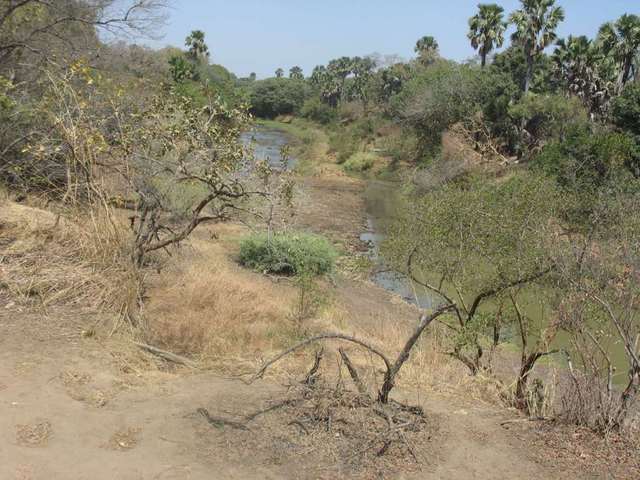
(329, 129, 359, 164)
(300, 97, 337, 125)
(343, 152, 376, 172)
(239, 232, 337, 276)
(611, 83, 640, 138)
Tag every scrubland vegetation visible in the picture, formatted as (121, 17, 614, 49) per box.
(1, 0, 640, 478)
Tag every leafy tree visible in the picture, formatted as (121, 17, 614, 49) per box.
(275, 68, 284, 78)
(611, 82, 640, 139)
(468, 3, 507, 68)
(384, 172, 560, 380)
(249, 72, 257, 81)
(289, 66, 304, 80)
(249, 78, 308, 118)
(185, 29, 209, 63)
(414, 35, 439, 65)
(597, 14, 640, 91)
(509, 0, 565, 93)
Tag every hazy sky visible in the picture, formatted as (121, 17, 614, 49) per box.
(144, 0, 639, 78)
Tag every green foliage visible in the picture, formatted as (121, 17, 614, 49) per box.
(391, 62, 511, 160)
(300, 97, 337, 124)
(343, 152, 376, 172)
(492, 45, 554, 94)
(239, 232, 338, 276)
(611, 82, 640, 138)
(249, 78, 309, 118)
(168, 55, 196, 83)
(385, 172, 558, 296)
(508, 93, 589, 153)
(533, 126, 640, 195)
(468, 3, 507, 67)
(329, 129, 359, 164)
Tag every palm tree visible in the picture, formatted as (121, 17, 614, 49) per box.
(275, 68, 284, 78)
(552, 35, 616, 115)
(597, 14, 640, 90)
(289, 66, 304, 80)
(414, 36, 439, 65)
(509, 0, 565, 93)
(468, 4, 507, 68)
(185, 30, 209, 63)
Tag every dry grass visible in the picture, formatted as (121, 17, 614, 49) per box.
(144, 224, 301, 368)
(0, 199, 139, 318)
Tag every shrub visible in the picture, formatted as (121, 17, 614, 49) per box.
(329, 130, 359, 164)
(239, 232, 337, 276)
(343, 152, 376, 172)
(611, 82, 640, 138)
(300, 97, 337, 124)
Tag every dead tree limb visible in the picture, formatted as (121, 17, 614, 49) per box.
(133, 342, 197, 368)
(248, 334, 393, 384)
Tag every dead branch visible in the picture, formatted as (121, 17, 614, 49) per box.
(339, 348, 369, 397)
(133, 341, 197, 368)
(248, 333, 393, 384)
(303, 348, 324, 386)
(197, 408, 249, 431)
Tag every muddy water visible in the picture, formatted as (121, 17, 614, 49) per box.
(241, 127, 296, 169)
(361, 180, 439, 309)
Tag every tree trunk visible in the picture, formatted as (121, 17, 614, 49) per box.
(481, 47, 487, 69)
(616, 367, 640, 427)
(524, 54, 534, 94)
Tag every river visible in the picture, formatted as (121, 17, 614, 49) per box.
(248, 125, 629, 384)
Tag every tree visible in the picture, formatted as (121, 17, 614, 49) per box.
(468, 3, 507, 68)
(289, 66, 304, 80)
(597, 14, 640, 91)
(168, 55, 195, 83)
(185, 30, 209, 63)
(552, 35, 616, 116)
(509, 0, 565, 93)
(414, 35, 439, 65)
(249, 72, 257, 81)
(384, 172, 560, 393)
(348, 56, 376, 111)
(275, 68, 284, 78)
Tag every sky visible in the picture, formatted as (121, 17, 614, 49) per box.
(143, 0, 639, 79)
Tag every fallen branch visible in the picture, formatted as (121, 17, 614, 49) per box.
(248, 333, 393, 384)
(133, 342, 197, 368)
(197, 408, 249, 431)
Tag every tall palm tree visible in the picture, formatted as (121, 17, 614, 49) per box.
(414, 36, 439, 65)
(289, 66, 304, 80)
(509, 0, 565, 93)
(185, 30, 209, 63)
(597, 14, 640, 90)
(468, 4, 507, 68)
(552, 35, 615, 115)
